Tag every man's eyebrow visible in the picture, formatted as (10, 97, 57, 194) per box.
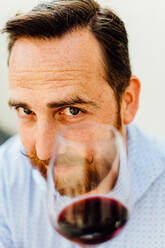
(8, 97, 98, 110)
(8, 100, 31, 109)
(47, 96, 98, 108)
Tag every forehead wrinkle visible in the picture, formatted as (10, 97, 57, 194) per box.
(9, 81, 79, 91)
(9, 68, 90, 89)
(9, 67, 106, 91)
(9, 65, 87, 72)
(10, 68, 86, 78)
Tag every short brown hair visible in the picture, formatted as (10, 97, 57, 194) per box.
(3, 0, 131, 103)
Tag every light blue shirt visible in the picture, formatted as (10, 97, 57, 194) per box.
(0, 124, 165, 247)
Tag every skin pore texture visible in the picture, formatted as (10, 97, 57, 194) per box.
(8, 28, 140, 192)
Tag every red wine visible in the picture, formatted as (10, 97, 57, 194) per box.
(57, 196, 128, 245)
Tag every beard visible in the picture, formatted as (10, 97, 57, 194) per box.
(26, 152, 49, 179)
(26, 151, 102, 194)
(26, 110, 121, 195)
(26, 145, 119, 197)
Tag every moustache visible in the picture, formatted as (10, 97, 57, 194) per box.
(25, 151, 117, 197)
(26, 152, 49, 179)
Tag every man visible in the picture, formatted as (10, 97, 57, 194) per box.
(0, 0, 164, 247)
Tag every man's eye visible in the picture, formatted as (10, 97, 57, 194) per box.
(23, 108, 33, 115)
(16, 107, 33, 116)
(64, 107, 81, 116)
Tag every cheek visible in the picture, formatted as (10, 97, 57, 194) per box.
(18, 122, 35, 154)
(95, 103, 118, 126)
(93, 88, 119, 125)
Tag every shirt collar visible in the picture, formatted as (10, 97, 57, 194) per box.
(127, 123, 165, 204)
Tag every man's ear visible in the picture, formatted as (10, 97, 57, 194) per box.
(122, 76, 141, 125)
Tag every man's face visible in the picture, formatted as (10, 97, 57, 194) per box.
(8, 28, 121, 178)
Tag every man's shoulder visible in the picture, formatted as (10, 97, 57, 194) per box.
(128, 123, 165, 160)
(0, 134, 20, 149)
(0, 135, 22, 164)
(144, 131, 165, 167)
(0, 135, 31, 185)
(127, 124, 165, 202)
(0, 135, 46, 191)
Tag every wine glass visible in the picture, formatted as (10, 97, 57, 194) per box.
(47, 122, 131, 247)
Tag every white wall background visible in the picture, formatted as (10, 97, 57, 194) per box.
(0, 0, 165, 136)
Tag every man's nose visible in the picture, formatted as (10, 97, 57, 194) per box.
(35, 120, 56, 161)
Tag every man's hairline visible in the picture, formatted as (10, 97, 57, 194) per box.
(8, 26, 109, 84)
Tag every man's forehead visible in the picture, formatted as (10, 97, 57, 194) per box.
(9, 28, 107, 92)
(9, 28, 105, 73)
(9, 68, 90, 89)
